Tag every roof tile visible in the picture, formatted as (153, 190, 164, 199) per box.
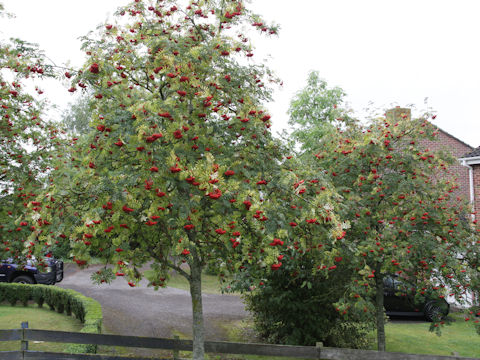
(462, 146, 480, 159)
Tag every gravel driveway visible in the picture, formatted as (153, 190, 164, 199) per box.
(59, 264, 249, 341)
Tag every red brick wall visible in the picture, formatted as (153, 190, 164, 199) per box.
(473, 165, 480, 217)
(419, 128, 473, 203)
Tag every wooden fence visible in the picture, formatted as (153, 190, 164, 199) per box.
(0, 327, 478, 360)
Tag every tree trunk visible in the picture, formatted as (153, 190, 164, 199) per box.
(189, 256, 205, 360)
(374, 265, 386, 351)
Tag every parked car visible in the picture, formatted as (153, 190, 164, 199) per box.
(383, 275, 449, 322)
(0, 257, 64, 285)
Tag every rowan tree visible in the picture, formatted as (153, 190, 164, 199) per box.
(0, 9, 66, 266)
(310, 107, 479, 351)
(25, 1, 342, 359)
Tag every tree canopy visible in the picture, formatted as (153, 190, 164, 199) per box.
(23, 2, 342, 359)
(309, 106, 479, 350)
(288, 71, 354, 154)
(0, 26, 67, 265)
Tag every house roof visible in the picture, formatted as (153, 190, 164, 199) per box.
(462, 146, 480, 159)
(434, 126, 474, 151)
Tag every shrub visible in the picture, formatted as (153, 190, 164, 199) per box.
(17, 285, 31, 307)
(0, 283, 30, 306)
(0, 283, 102, 353)
(243, 254, 374, 349)
(324, 320, 374, 349)
(31, 286, 45, 308)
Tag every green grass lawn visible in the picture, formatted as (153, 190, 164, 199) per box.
(0, 304, 83, 352)
(217, 314, 480, 360)
(381, 312, 480, 358)
(167, 270, 227, 294)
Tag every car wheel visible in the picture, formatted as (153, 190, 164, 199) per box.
(424, 300, 449, 322)
(12, 275, 34, 284)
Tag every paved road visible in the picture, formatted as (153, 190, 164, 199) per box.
(59, 264, 248, 340)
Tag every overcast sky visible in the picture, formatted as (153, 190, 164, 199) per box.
(2, 0, 479, 148)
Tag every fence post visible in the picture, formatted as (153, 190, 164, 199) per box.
(315, 341, 323, 359)
(173, 335, 179, 360)
(21, 322, 29, 351)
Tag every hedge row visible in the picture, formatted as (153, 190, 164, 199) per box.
(0, 283, 102, 354)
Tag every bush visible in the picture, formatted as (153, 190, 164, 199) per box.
(0, 283, 30, 306)
(0, 283, 102, 353)
(243, 254, 374, 349)
(324, 320, 373, 349)
(31, 286, 45, 308)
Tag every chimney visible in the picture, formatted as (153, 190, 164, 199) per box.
(386, 107, 411, 122)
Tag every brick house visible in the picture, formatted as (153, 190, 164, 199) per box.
(387, 108, 475, 215)
(419, 124, 473, 204)
(387, 108, 478, 306)
(460, 147, 480, 220)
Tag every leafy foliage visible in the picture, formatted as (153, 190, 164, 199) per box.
(310, 106, 479, 349)
(62, 95, 94, 135)
(243, 252, 374, 348)
(285, 76, 480, 350)
(23, 2, 341, 359)
(0, 23, 67, 264)
(288, 71, 354, 153)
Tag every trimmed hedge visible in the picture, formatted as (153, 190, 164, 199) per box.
(0, 283, 102, 354)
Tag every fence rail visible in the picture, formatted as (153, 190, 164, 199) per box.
(1, 328, 479, 360)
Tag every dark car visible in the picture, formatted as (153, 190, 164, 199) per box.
(383, 275, 449, 322)
(0, 257, 64, 285)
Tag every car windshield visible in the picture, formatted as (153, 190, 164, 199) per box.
(1, 257, 37, 266)
(385, 275, 415, 291)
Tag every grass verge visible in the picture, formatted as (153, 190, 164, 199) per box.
(0, 304, 83, 352)
(217, 313, 480, 359)
(381, 312, 480, 358)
